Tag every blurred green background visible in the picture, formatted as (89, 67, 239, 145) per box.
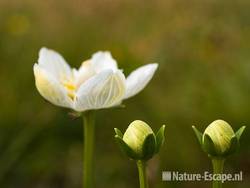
(0, 0, 249, 187)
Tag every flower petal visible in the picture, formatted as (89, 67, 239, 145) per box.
(91, 51, 118, 73)
(33, 64, 73, 108)
(124, 63, 158, 99)
(38, 47, 72, 80)
(74, 70, 126, 111)
(74, 60, 96, 87)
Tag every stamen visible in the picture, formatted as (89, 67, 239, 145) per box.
(62, 80, 76, 100)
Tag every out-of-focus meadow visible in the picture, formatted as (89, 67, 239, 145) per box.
(0, 0, 250, 187)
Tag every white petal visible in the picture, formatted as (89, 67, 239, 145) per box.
(38, 47, 72, 80)
(91, 51, 118, 73)
(74, 70, 126, 111)
(124, 63, 158, 99)
(74, 60, 96, 87)
(33, 64, 73, 108)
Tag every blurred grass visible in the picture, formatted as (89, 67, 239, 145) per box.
(0, 0, 250, 187)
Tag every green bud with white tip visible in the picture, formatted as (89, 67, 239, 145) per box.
(193, 120, 246, 188)
(192, 119, 246, 157)
(114, 120, 166, 161)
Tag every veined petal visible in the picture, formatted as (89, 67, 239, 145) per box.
(38, 47, 72, 80)
(74, 70, 126, 111)
(33, 64, 73, 108)
(124, 63, 158, 99)
(91, 51, 118, 73)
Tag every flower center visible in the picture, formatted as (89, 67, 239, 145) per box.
(62, 80, 76, 100)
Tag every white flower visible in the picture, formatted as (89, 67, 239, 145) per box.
(33, 47, 158, 112)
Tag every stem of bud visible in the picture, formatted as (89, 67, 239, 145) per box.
(136, 160, 149, 188)
(212, 158, 225, 188)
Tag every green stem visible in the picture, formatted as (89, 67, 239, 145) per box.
(83, 111, 95, 188)
(212, 158, 225, 188)
(136, 160, 149, 188)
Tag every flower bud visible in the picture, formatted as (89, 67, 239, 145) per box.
(192, 119, 246, 157)
(114, 120, 166, 161)
(203, 120, 234, 155)
(123, 120, 153, 156)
